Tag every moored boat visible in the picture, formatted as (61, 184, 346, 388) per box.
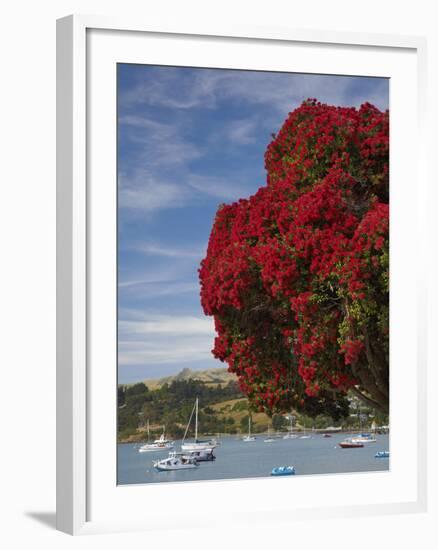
(183, 449, 216, 462)
(271, 466, 296, 476)
(138, 423, 174, 453)
(283, 434, 298, 440)
(350, 432, 377, 444)
(283, 416, 298, 439)
(264, 425, 275, 443)
(375, 451, 390, 458)
(243, 416, 256, 442)
(153, 451, 199, 471)
(181, 397, 218, 452)
(339, 439, 364, 448)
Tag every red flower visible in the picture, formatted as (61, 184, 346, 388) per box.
(199, 100, 389, 415)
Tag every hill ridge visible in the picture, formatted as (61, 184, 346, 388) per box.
(141, 366, 237, 390)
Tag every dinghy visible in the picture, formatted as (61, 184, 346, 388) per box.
(375, 451, 390, 458)
(271, 466, 296, 476)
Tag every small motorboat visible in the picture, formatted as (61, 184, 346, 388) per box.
(271, 466, 296, 476)
(350, 434, 377, 444)
(322, 434, 332, 438)
(375, 451, 390, 458)
(153, 451, 199, 471)
(339, 439, 364, 448)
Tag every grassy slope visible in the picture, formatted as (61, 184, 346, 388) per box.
(209, 398, 272, 432)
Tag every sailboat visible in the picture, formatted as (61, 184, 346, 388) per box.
(264, 424, 275, 443)
(138, 422, 174, 453)
(283, 416, 298, 439)
(181, 397, 218, 452)
(350, 408, 376, 444)
(243, 415, 256, 442)
(299, 424, 311, 439)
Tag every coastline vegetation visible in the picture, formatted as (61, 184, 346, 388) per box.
(118, 368, 388, 443)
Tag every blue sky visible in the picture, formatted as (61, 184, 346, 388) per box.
(117, 64, 389, 384)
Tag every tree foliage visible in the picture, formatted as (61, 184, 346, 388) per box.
(118, 379, 242, 439)
(199, 100, 389, 415)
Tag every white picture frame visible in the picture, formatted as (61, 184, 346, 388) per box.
(57, 14, 428, 535)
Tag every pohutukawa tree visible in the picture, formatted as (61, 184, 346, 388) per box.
(199, 100, 389, 418)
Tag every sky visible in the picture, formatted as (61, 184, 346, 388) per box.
(117, 64, 389, 384)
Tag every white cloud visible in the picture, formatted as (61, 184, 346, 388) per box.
(120, 281, 200, 298)
(187, 174, 253, 200)
(226, 118, 258, 145)
(120, 315, 213, 336)
(120, 114, 202, 166)
(118, 339, 214, 365)
(118, 171, 187, 212)
(118, 314, 216, 366)
(135, 241, 206, 259)
(120, 68, 388, 115)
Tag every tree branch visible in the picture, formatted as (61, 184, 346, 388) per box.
(351, 386, 387, 413)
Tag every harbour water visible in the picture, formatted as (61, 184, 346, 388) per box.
(118, 432, 389, 485)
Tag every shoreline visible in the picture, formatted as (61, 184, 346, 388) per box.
(118, 428, 388, 444)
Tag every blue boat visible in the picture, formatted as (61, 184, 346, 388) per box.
(375, 451, 390, 458)
(271, 466, 296, 476)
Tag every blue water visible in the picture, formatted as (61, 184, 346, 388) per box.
(118, 433, 389, 485)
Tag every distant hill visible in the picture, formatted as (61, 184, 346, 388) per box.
(142, 367, 237, 390)
(117, 366, 371, 442)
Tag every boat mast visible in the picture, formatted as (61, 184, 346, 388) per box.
(195, 397, 198, 442)
(182, 400, 196, 443)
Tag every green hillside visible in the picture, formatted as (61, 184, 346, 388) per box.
(118, 367, 388, 443)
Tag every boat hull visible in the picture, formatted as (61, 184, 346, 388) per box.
(154, 462, 198, 471)
(181, 442, 216, 452)
(139, 444, 174, 453)
(183, 451, 216, 462)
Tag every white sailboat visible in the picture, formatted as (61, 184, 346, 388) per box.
(264, 424, 275, 443)
(243, 415, 256, 442)
(181, 397, 218, 452)
(350, 408, 376, 443)
(283, 416, 298, 439)
(138, 422, 174, 453)
(299, 424, 311, 439)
